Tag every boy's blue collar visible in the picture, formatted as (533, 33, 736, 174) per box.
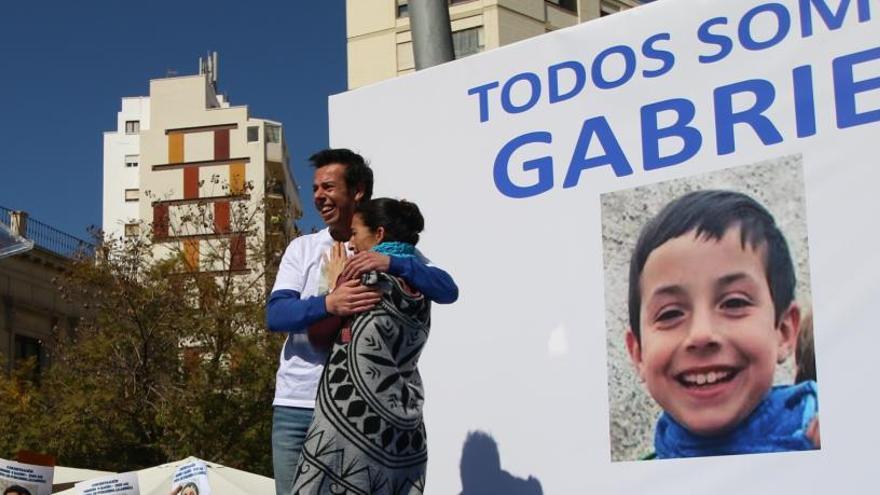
(654, 381, 818, 458)
(371, 241, 416, 258)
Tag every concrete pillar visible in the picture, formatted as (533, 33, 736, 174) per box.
(10, 211, 28, 238)
(410, 0, 455, 70)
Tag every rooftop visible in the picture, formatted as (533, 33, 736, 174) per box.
(0, 205, 94, 259)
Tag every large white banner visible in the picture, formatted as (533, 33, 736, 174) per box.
(330, 0, 878, 492)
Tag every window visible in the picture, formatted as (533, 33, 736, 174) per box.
(125, 120, 140, 134)
(124, 223, 140, 237)
(247, 126, 260, 142)
(397, 0, 409, 18)
(124, 189, 139, 202)
(453, 28, 482, 59)
(548, 0, 578, 13)
(125, 155, 139, 168)
(14, 334, 42, 375)
(600, 1, 620, 16)
(265, 124, 282, 144)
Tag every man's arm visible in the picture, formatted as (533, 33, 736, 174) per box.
(388, 256, 458, 304)
(267, 237, 326, 333)
(267, 282, 384, 332)
(340, 252, 459, 304)
(266, 290, 329, 333)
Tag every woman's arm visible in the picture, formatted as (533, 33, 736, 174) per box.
(388, 256, 458, 304)
(339, 251, 458, 304)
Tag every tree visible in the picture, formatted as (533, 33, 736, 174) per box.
(0, 188, 293, 475)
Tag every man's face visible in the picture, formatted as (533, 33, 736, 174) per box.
(313, 164, 360, 230)
(626, 226, 798, 436)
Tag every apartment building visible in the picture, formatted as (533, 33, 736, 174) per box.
(102, 55, 302, 281)
(347, 0, 644, 89)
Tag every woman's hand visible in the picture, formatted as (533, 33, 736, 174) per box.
(323, 241, 348, 290)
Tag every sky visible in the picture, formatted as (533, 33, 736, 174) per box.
(0, 0, 347, 239)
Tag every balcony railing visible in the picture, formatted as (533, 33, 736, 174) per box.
(0, 205, 94, 259)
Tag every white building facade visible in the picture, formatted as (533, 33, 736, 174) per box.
(103, 96, 150, 239)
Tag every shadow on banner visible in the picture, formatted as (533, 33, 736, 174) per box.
(458, 431, 543, 495)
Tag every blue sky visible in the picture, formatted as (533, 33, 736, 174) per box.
(0, 1, 346, 238)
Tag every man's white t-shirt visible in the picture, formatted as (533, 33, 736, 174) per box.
(271, 228, 338, 408)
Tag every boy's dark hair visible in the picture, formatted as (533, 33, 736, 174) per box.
(4, 486, 32, 495)
(628, 190, 796, 341)
(308, 148, 374, 201)
(355, 198, 424, 246)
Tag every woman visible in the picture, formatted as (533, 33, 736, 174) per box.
(292, 198, 432, 494)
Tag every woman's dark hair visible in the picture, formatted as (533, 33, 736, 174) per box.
(355, 198, 424, 245)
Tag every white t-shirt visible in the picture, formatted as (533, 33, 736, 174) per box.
(271, 228, 340, 408)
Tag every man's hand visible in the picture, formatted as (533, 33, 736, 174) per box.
(325, 279, 382, 316)
(340, 251, 391, 281)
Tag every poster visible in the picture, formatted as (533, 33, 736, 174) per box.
(329, 0, 879, 492)
(171, 460, 210, 495)
(0, 459, 53, 495)
(75, 472, 139, 495)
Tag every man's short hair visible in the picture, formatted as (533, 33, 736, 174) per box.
(4, 485, 32, 495)
(308, 148, 374, 202)
(627, 189, 796, 341)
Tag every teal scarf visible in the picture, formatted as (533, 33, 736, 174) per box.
(654, 381, 818, 458)
(371, 241, 416, 258)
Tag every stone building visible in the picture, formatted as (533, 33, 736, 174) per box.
(0, 208, 90, 372)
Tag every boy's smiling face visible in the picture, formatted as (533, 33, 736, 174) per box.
(626, 226, 799, 436)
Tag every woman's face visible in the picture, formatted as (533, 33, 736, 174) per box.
(349, 214, 383, 254)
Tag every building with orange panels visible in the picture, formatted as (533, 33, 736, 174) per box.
(102, 55, 301, 282)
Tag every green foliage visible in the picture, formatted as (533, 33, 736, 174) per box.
(0, 197, 291, 475)
(0, 357, 42, 455)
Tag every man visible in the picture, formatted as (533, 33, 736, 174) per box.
(266, 148, 458, 494)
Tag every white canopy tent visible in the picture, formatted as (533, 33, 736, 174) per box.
(54, 457, 274, 495)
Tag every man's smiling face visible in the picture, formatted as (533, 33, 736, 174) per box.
(313, 163, 360, 233)
(626, 226, 799, 436)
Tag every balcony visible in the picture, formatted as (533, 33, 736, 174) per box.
(0, 206, 94, 259)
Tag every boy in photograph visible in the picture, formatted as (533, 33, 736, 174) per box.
(624, 190, 819, 459)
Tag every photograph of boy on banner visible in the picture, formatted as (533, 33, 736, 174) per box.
(603, 156, 819, 460)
